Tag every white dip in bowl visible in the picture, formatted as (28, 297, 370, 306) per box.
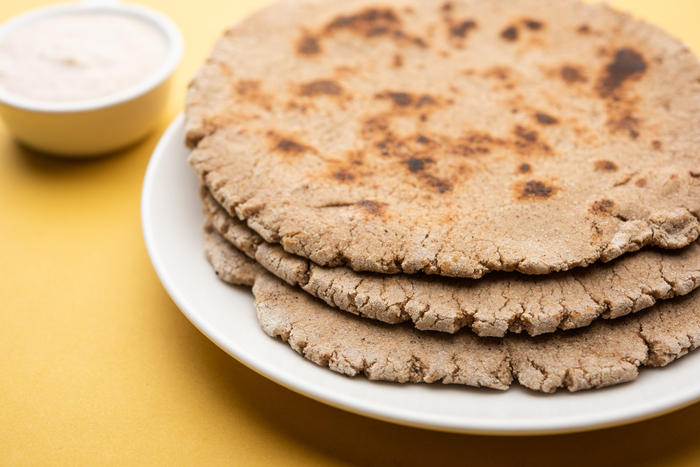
(0, 1, 183, 157)
(0, 12, 169, 102)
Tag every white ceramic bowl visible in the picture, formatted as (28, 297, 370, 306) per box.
(0, 0, 183, 157)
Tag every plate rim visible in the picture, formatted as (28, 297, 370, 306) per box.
(141, 113, 700, 436)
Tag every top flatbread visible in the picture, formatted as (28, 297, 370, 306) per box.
(187, 0, 700, 278)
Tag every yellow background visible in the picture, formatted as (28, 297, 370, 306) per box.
(2, 0, 700, 465)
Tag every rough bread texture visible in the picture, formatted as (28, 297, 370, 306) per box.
(203, 221, 265, 286)
(187, 0, 700, 279)
(204, 228, 700, 392)
(203, 188, 700, 336)
(253, 270, 700, 393)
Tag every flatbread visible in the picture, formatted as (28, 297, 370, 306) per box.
(204, 220, 265, 286)
(204, 227, 700, 392)
(202, 187, 700, 336)
(187, 0, 700, 279)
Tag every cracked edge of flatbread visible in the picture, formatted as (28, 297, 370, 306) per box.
(204, 220, 266, 286)
(202, 186, 700, 337)
(204, 225, 700, 392)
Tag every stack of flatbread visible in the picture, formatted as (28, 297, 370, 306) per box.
(184, 0, 700, 392)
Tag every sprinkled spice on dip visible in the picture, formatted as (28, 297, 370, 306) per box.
(0, 12, 168, 102)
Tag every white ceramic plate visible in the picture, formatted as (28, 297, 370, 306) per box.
(142, 114, 700, 435)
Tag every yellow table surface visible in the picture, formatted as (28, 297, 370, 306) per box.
(3, 0, 700, 465)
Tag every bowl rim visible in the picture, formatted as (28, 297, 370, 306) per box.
(0, 1, 184, 114)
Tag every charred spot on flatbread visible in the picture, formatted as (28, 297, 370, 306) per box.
(357, 199, 389, 217)
(594, 160, 618, 171)
(299, 79, 343, 96)
(535, 113, 558, 125)
(590, 199, 615, 215)
(597, 48, 647, 98)
(501, 26, 518, 41)
(518, 162, 532, 174)
(297, 34, 321, 56)
(515, 180, 558, 200)
(561, 66, 587, 83)
(524, 19, 544, 30)
(449, 20, 477, 38)
(266, 132, 316, 159)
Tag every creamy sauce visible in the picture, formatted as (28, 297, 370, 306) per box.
(0, 12, 168, 102)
